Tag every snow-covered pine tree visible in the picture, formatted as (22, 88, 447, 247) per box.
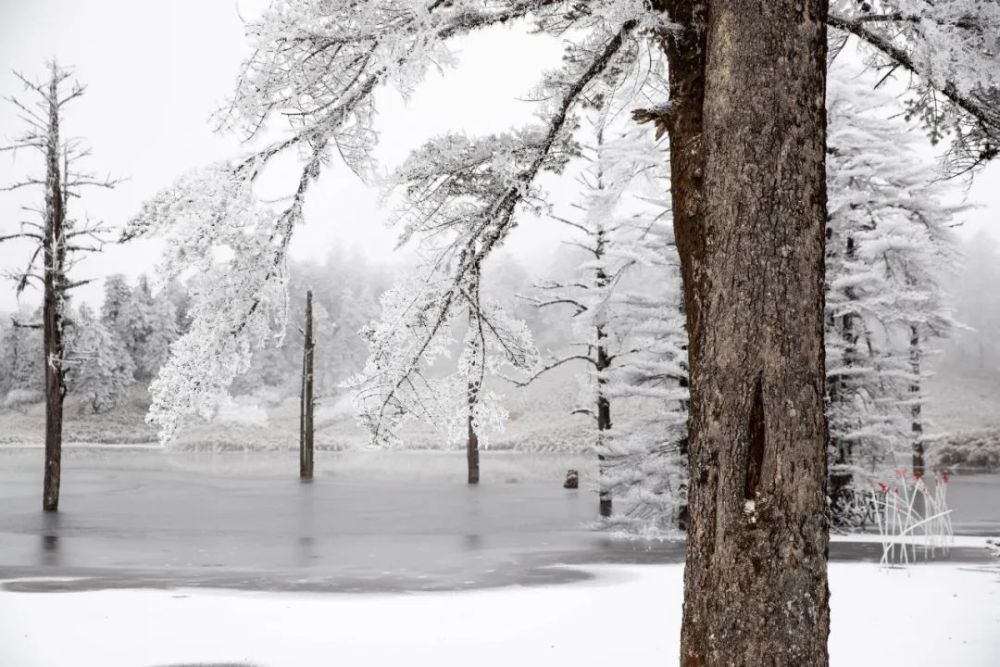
(66, 304, 135, 413)
(825, 62, 961, 522)
(0, 308, 44, 401)
(101, 274, 132, 338)
(123, 275, 179, 381)
(514, 118, 687, 524)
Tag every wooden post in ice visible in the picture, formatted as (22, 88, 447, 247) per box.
(300, 290, 315, 480)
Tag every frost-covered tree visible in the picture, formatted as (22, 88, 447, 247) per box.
(66, 304, 135, 413)
(0, 63, 116, 511)
(123, 275, 179, 381)
(516, 121, 686, 522)
(101, 274, 132, 337)
(825, 62, 961, 522)
(0, 308, 44, 400)
(125, 0, 999, 660)
(351, 247, 538, 483)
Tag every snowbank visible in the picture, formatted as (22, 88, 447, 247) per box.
(0, 562, 996, 666)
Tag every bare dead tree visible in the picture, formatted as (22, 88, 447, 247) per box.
(0, 62, 117, 512)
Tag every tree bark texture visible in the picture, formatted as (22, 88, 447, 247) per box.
(299, 290, 314, 480)
(42, 69, 66, 513)
(659, 1, 833, 664)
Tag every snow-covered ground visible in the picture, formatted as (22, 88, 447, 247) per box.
(1, 562, 997, 666)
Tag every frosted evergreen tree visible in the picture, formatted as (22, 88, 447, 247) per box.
(125, 275, 179, 381)
(0, 309, 44, 399)
(825, 62, 961, 522)
(516, 119, 687, 523)
(66, 304, 135, 413)
(101, 274, 132, 338)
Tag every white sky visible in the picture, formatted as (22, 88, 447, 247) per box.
(0, 1, 998, 313)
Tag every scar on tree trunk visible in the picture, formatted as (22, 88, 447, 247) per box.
(299, 289, 314, 480)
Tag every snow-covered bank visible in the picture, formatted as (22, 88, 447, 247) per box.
(0, 563, 996, 667)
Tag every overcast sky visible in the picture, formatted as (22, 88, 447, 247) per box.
(0, 1, 997, 313)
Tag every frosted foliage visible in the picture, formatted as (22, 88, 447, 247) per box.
(826, 63, 960, 484)
(830, 0, 1000, 172)
(350, 266, 538, 447)
(126, 166, 289, 441)
(130, 0, 996, 440)
(521, 116, 688, 533)
(66, 304, 135, 413)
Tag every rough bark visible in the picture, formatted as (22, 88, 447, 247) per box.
(662, 0, 832, 664)
(299, 290, 314, 480)
(910, 326, 924, 478)
(42, 71, 66, 513)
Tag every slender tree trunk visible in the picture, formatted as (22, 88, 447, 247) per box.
(42, 67, 66, 513)
(660, 1, 832, 663)
(596, 322, 612, 517)
(829, 235, 857, 523)
(466, 262, 482, 485)
(467, 378, 480, 485)
(593, 225, 612, 517)
(910, 326, 924, 478)
(299, 290, 314, 480)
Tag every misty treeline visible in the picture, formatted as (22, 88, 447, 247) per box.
(0, 274, 185, 411)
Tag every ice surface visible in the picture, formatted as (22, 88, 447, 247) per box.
(0, 563, 997, 667)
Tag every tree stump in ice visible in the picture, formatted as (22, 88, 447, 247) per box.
(563, 469, 579, 489)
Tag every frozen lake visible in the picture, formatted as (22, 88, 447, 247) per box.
(0, 448, 996, 593)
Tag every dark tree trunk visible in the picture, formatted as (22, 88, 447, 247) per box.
(467, 379, 480, 485)
(466, 262, 482, 486)
(828, 234, 858, 523)
(659, 1, 832, 663)
(596, 322, 612, 517)
(299, 290, 314, 480)
(594, 227, 612, 518)
(42, 70, 66, 513)
(910, 326, 924, 478)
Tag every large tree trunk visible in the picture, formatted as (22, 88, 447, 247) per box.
(42, 68, 66, 513)
(660, 1, 832, 663)
(299, 290, 314, 480)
